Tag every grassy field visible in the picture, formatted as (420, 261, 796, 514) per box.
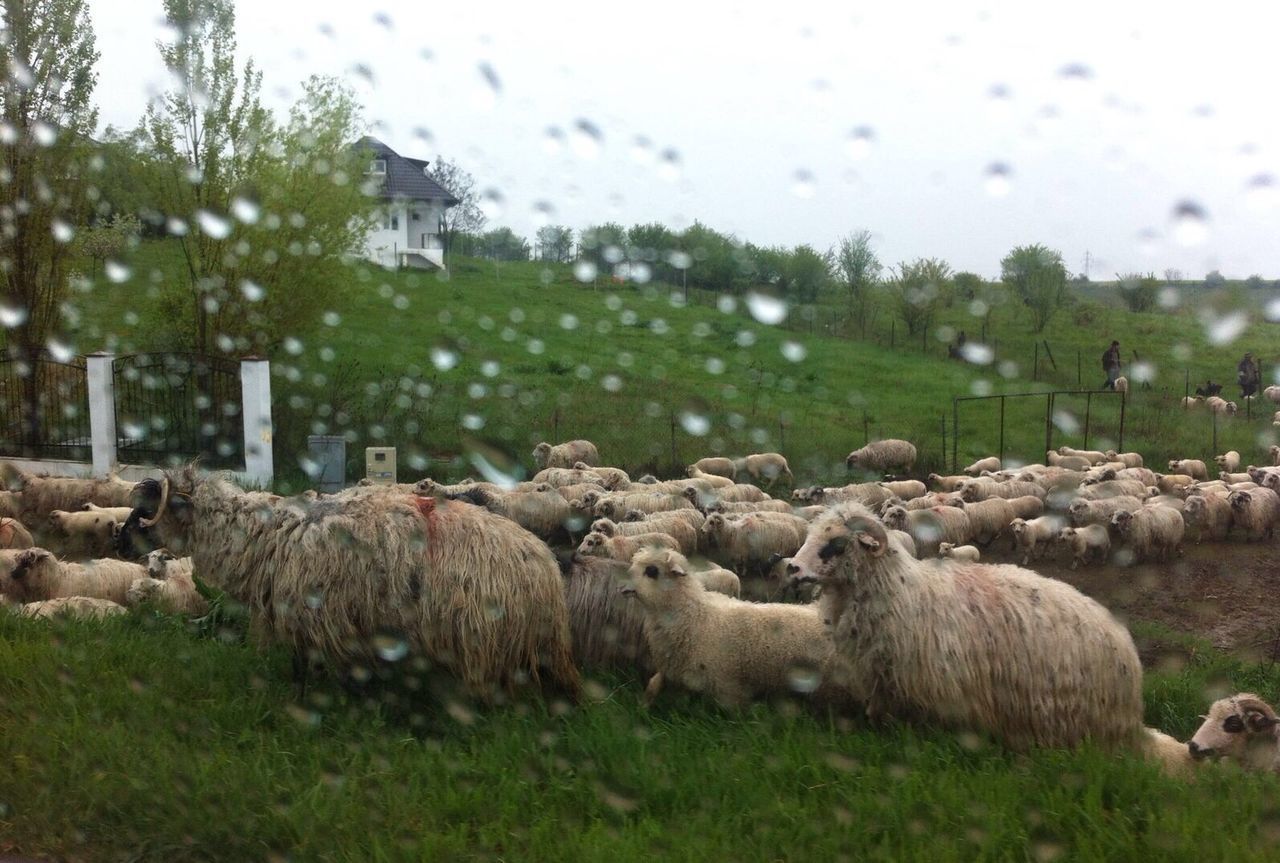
(53, 241, 1280, 492)
(0, 610, 1277, 862)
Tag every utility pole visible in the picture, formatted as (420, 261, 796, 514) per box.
(1082, 250, 1091, 281)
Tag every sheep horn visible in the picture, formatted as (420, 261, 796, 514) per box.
(139, 476, 171, 528)
(1236, 696, 1279, 722)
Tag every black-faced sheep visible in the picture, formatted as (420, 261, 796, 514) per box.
(623, 547, 850, 710)
(533, 439, 600, 469)
(785, 503, 1144, 751)
(131, 470, 580, 701)
(1188, 694, 1280, 773)
(845, 439, 916, 475)
(1227, 487, 1280, 541)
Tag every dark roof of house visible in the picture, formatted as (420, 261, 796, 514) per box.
(354, 136, 460, 205)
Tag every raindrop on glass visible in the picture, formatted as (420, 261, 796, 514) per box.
(667, 250, 692, 270)
(573, 260, 597, 282)
(31, 121, 57, 146)
(1204, 310, 1247, 346)
(657, 148, 681, 182)
(196, 209, 232, 239)
(1245, 174, 1278, 211)
(630, 136, 654, 165)
(477, 61, 501, 96)
(542, 126, 564, 155)
(241, 280, 265, 301)
(0, 302, 28, 328)
(846, 126, 875, 160)
(717, 295, 737, 314)
(479, 188, 504, 219)
(231, 197, 261, 224)
(1057, 63, 1093, 81)
(791, 169, 815, 198)
(46, 338, 74, 363)
(531, 200, 555, 227)
(787, 665, 820, 694)
(51, 220, 74, 243)
(745, 291, 788, 325)
(960, 343, 995, 365)
(430, 346, 459, 371)
(1171, 200, 1208, 246)
(105, 260, 132, 283)
(571, 119, 603, 158)
(372, 633, 409, 662)
(984, 163, 1011, 197)
(322, 311, 341, 326)
(601, 374, 622, 392)
(781, 341, 807, 362)
(679, 409, 711, 436)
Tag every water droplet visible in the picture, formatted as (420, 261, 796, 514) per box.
(431, 345, 459, 371)
(984, 163, 1011, 197)
(657, 148, 681, 181)
(51, 220, 74, 243)
(241, 280, 264, 301)
(960, 343, 995, 365)
(791, 169, 815, 198)
(461, 413, 485, 430)
(372, 11, 393, 29)
(781, 341, 807, 362)
(846, 126, 875, 160)
(746, 291, 788, 325)
(166, 217, 188, 236)
(679, 408, 711, 436)
(1057, 63, 1093, 81)
(1131, 361, 1155, 383)
(573, 261, 597, 282)
(45, 338, 73, 362)
(322, 311, 341, 326)
(526, 338, 545, 355)
(1246, 174, 1278, 211)
(988, 83, 1011, 101)
(667, 250, 692, 270)
(705, 357, 725, 374)
(1204, 310, 1247, 346)
(477, 61, 501, 97)
(31, 121, 57, 146)
(0, 302, 28, 328)
(1171, 200, 1209, 246)
(542, 126, 564, 155)
(970, 379, 994, 396)
(630, 136, 654, 165)
(735, 330, 756, 348)
(559, 313, 578, 330)
(479, 188, 504, 219)
(601, 374, 622, 392)
(283, 337, 303, 355)
(717, 295, 737, 314)
(231, 197, 261, 224)
(1158, 286, 1181, 309)
(571, 119, 603, 158)
(196, 209, 232, 239)
(1266, 298, 1280, 323)
(105, 260, 132, 283)
(531, 200, 555, 227)
(1052, 410, 1081, 435)
(787, 665, 821, 694)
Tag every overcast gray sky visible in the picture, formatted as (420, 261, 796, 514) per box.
(90, 0, 1280, 279)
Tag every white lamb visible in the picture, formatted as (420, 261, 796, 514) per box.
(1057, 524, 1110, 569)
(845, 439, 917, 475)
(937, 542, 980, 562)
(1214, 451, 1241, 473)
(1010, 515, 1065, 565)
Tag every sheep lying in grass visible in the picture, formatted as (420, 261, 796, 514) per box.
(938, 543, 980, 562)
(576, 530, 679, 561)
(0, 518, 33, 550)
(1057, 525, 1110, 569)
(845, 439, 917, 475)
(124, 549, 208, 616)
(1143, 727, 1197, 778)
(1058, 446, 1107, 465)
(1109, 507, 1184, 563)
(1227, 488, 1280, 541)
(533, 440, 600, 469)
(963, 457, 1001, 476)
(623, 547, 849, 710)
(786, 504, 1144, 751)
(1, 548, 146, 604)
(1188, 694, 1280, 773)
(19, 596, 128, 621)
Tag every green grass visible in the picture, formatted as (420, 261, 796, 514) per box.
(0, 611, 1278, 861)
(52, 240, 1280, 491)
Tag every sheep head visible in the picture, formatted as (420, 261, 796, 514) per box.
(786, 504, 890, 587)
(590, 518, 617, 537)
(145, 548, 177, 580)
(622, 509, 647, 522)
(880, 505, 908, 531)
(575, 532, 609, 557)
(1188, 693, 1279, 763)
(938, 542, 956, 557)
(620, 547, 690, 604)
(1110, 509, 1135, 534)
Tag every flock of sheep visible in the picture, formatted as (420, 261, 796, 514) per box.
(1, 431, 1279, 779)
(1181, 382, 1280, 420)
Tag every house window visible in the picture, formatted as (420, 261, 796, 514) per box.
(381, 210, 399, 230)
(368, 159, 386, 175)
(412, 212, 421, 221)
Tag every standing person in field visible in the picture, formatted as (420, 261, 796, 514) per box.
(1101, 340, 1122, 390)
(1237, 352, 1261, 398)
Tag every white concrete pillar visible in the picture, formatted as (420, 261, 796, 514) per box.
(240, 357, 274, 487)
(86, 352, 117, 477)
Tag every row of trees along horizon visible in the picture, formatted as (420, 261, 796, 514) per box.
(4, 0, 1278, 380)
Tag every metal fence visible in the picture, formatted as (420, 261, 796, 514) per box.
(0, 353, 92, 462)
(949, 389, 1127, 473)
(113, 353, 244, 468)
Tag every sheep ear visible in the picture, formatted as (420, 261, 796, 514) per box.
(855, 530, 885, 557)
(1247, 710, 1278, 732)
(670, 565, 687, 578)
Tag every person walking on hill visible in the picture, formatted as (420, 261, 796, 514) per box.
(1101, 340, 1121, 390)
(1238, 352, 1261, 399)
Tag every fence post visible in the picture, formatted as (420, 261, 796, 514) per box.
(1213, 408, 1218, 454)
(940, 413, 946, 474)
(1184, 369, 1189, 409)
(999, 395, 1005, 462)
(670, 413, 678, 470)
(1083, 391, 1092, 449)
(86, 352, 117, 476)
(239, 356, 274, 487)
(1044, 392, 1054, 457)
(1118, 391, 1126, 452)
(1042, 340, 1057, 371)
(1077, 350, 1081, 386)
(922, 327, 927, 354)
(1033, 342, 1039, 381)
(890, 320, 895, 349)
(863, 413, 870, 445)
(779, 416, 786, 452)
(951, 398, 959, 473)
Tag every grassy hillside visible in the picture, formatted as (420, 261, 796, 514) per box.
(56, 241, 1280, 490)
(0, 611, 1277, 861)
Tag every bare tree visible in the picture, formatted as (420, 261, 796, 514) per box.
(1163, 268, 1183, 283)
(536, 225, 574, 263)
(834, 229, 881, 329)
(431, 156, 485, 255)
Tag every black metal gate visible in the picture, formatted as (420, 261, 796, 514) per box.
(113, 353, 244, 468)
(950, 389, 1126, 473)
(0, 352, 91, 461)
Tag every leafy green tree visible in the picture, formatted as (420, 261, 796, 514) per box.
(0, 0, 100, 445)
(834, 229, 882, 328)
(1116, 272, 1158, 312)
(77, 213, 140, 277)
(626, 222, 675, 281)
(1245, 274, 1266, 291)
(1001, 244, 1068, 332)
(886, 258, 950, 336)
(536, 225, 574, 263)
(431, 156, 484, 255)
(143, 0, 372, 355)
(1204, 269, 1226, 288)
(578, 222, 626, 274)
(953, 271, 984, 302)
(680, 221, 749, 294)
(787, 244, 832, 303)
(480, 227, 529, 262)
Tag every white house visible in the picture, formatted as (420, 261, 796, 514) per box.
(355, 136, 459, 270)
